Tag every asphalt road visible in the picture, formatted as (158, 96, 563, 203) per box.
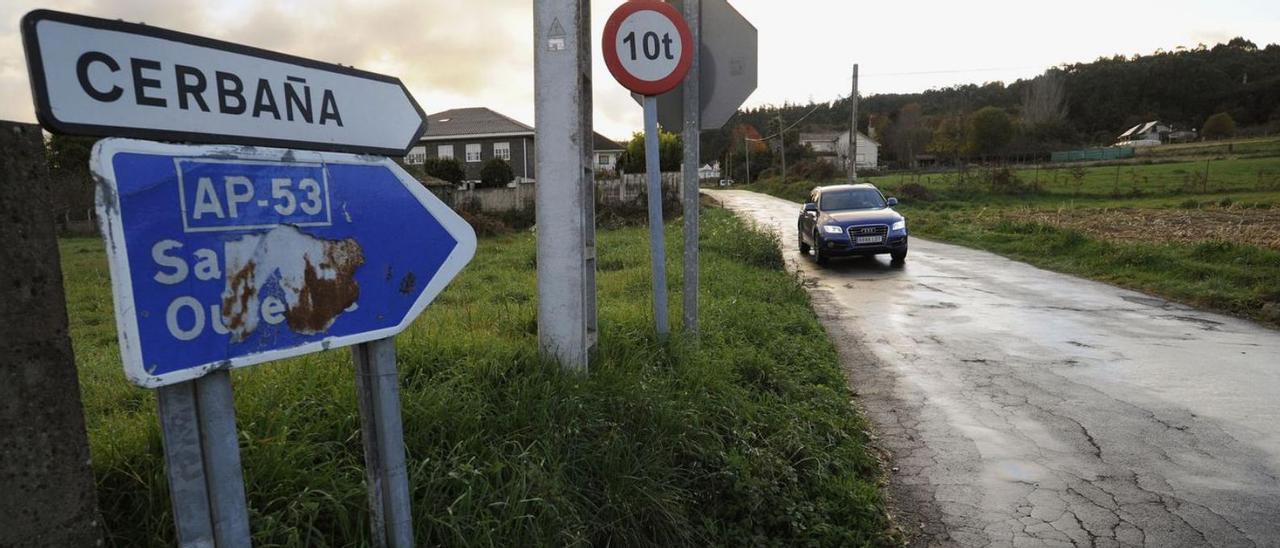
(706, 189, 1280, 547)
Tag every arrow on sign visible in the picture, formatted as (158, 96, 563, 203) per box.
(22, 10, 427, 156)
(91, 139, 476, 388)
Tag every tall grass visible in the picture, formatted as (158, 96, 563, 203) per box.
(64, 208, 895, 546)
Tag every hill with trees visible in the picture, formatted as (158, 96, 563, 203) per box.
(708, 37, 1280, 173)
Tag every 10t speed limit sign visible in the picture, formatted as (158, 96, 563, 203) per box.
(603, 0, 692, 96)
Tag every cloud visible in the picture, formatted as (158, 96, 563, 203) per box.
(5, 0, 1277, 140)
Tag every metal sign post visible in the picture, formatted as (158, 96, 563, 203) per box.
(631, 0, 756, 335)
(603, 0, 693, 338)
(680, 0, 702, 335)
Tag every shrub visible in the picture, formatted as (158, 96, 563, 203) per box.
(1202, 112, 1237, 140)
(983, 167, 1040, 196)
(792, 159, 839, 181)
(895, 182, 935, 202)
(424, 157, 465, 184)
(479, 158, 515, 187)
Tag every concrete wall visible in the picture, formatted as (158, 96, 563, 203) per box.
(0, 121, 102, 546)
(431, 172, 681, 215)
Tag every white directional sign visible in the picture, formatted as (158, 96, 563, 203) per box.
(603, 0, 693, 96)
(21, 10, 427, 156)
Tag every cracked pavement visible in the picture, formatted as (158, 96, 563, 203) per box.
(706, 189, 1280, 547)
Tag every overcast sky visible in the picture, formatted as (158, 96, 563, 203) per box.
(3, 0, 1278, 140)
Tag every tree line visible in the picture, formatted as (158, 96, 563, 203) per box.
(705, 37, 1280, 171)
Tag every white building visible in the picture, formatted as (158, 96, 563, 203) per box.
(698, 162, 721, 180)
(836, 130, 879, 169)
(798, 131, 879, 170)
(1115, 121, 1171, 147)
(593, 133, 625, 173)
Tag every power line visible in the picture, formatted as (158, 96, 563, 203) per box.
(860, 66, 1038, 77)
(747, 102, 825, 142)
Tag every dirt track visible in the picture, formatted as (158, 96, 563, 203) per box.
(707, 189, 1280, 547)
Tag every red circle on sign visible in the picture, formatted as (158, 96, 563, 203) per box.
(602, 0, 693, 96)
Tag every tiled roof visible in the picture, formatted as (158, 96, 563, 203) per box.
(422, 107, 534, 139)
(593, 132, 624, 151)
(421, 107, 626, 153)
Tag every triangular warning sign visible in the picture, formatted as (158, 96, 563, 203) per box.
(548, 17, 566, 38)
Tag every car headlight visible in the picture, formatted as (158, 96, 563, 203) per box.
(892, 220, 906, 232)
(821, 225, 845, 235)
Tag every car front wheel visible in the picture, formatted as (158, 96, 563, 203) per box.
(891, 247, 908, 265)
(814, 233, 829, 265)
(799, 234, 810, 254)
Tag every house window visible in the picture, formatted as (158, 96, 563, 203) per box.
(598, 154, 611, 165)
(404, 146, 425, 165)
(465, 144, 481, 163)
(437, 145, 453, 160)
(494, 142, 511, 161)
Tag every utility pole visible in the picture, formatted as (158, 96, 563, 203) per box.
(534, 0, 597, 370)
(1, 120, 102, 548)
(745, 136, 751, 184)
(680, 0, 701, 335)
(849, 63, 859, 183)
(777, 115, 786, 182)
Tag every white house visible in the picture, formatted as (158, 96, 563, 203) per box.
(835, 130, 879, 170)
(1115, 121, 1171, 147)
(798, 131, 878, 170)
(593, 133, 625, 173)
(698, 162, 721, 180)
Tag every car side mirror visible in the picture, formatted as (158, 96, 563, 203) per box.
(803, 202, 818, 213)
(886, 197, 899, 206)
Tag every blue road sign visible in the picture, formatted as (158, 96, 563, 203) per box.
(91, 139, 476, 387)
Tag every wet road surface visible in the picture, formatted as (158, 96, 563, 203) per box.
(706, 189, 1280, 547)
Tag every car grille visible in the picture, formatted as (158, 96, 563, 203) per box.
(847, 224, 889, 245)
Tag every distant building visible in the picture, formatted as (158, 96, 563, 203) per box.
(698, 162, 721, 180)
(407, 107, 535, 184)
(836, 130, 879, 169)
(1115, 121, 1172, 147)
(406, 107, 622, 185)
(798, 132, 843, 159)
(594, 133, 625, 173)
(799, 131, 878, 170)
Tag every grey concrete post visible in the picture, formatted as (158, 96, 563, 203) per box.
(681, 0, 702, 335)
(0, 120, 103, 546)
(534, 0, 598, 370)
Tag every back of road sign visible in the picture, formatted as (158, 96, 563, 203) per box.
(93, 139, 476, 388)
(635, 0, 757, 131)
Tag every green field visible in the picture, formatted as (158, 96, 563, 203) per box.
(859, 155, 1280, 199)
(65, 208, 896, 546)
(1135, 136, 1280, 160)
(740, 155, 1280, 326)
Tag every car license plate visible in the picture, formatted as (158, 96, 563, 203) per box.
(855, 235, 884, 244)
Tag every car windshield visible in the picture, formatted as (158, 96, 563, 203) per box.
(820, 188, 887, 211)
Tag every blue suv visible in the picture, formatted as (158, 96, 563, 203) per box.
(798, 184, 908, 265)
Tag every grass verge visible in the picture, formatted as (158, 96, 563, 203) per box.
(65, 207, 896, 546)
(736, 177, 1280, 326)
